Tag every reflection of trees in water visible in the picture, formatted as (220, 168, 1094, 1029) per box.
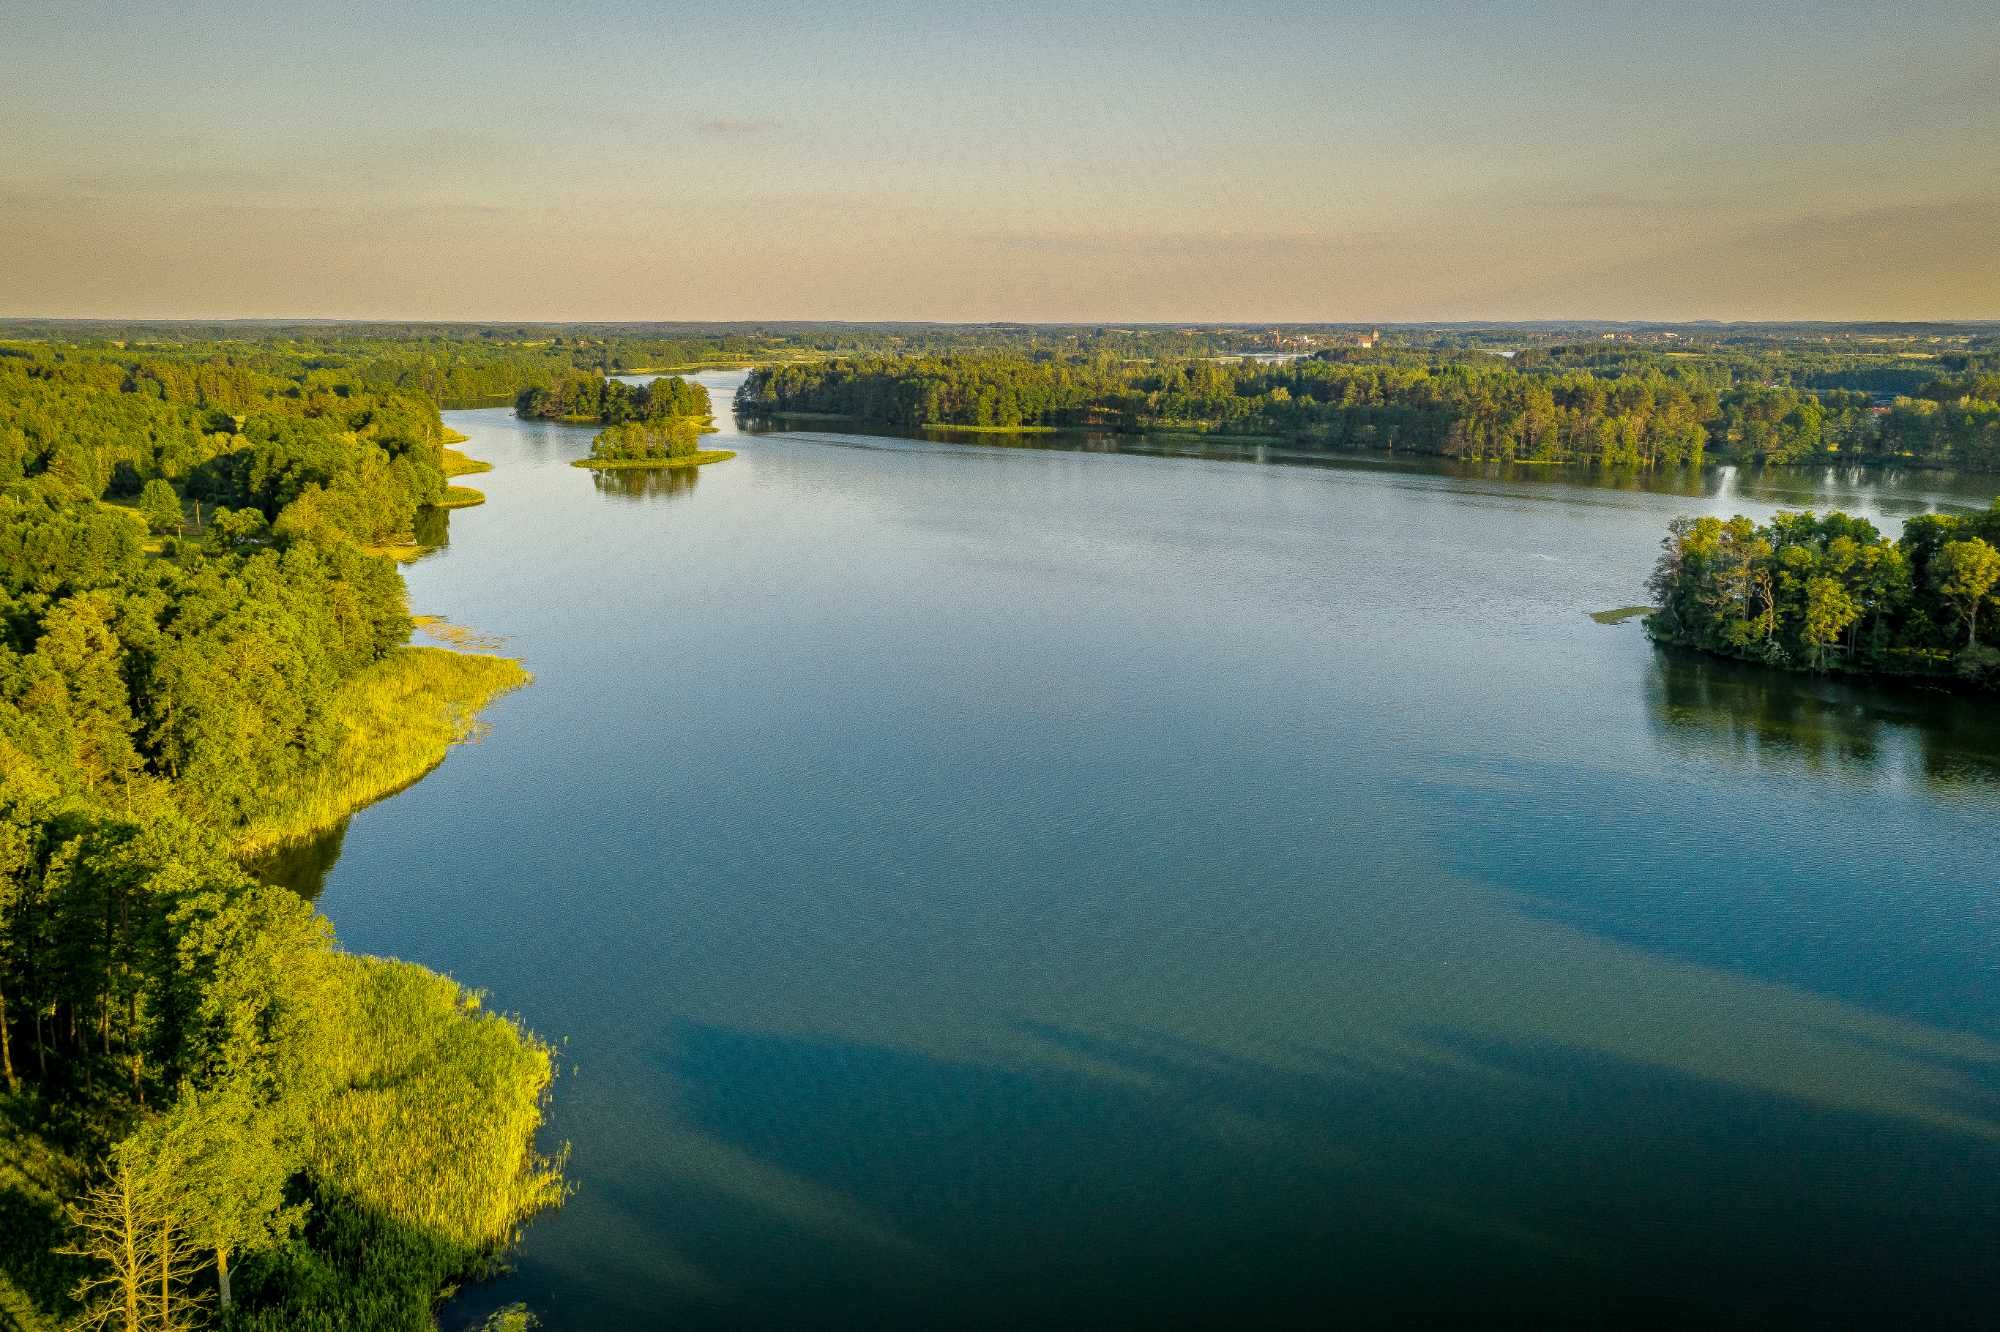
(592, 465, 701, 502)
(1723, 464, 1998, 519)
(412, 505, 451, 551)
(245, 820, 349, 900)
(1644, 647, 2000, 789)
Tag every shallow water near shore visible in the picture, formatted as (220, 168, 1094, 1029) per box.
(299, 371, 1999, 1329)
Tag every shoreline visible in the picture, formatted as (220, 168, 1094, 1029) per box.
(572, 448, 736, 471)
(240, 438, 522, 858)
(1644, 629, 1984, 696)
(736, 409, 2000, 477)
(233, 645, 531, 858)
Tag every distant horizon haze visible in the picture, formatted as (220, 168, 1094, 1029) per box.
(2, 315, 1996, 330)
(4, 0, 1996, 322)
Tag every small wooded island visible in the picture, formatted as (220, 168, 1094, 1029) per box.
(516, 373, 737, 471)
(572, 417, 735, 472)
(1646, 500, 2000, 688)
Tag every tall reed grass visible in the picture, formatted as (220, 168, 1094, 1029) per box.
(232, 647, 528, 857)
(442, 447, 493, 477)
(306, 956, 565, 1252)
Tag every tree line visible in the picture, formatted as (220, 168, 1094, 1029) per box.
(1646, 501, 2000, 685)
(515, 372, 711, 424)
(738, 352, 2000, 470)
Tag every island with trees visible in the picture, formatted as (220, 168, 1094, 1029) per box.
(1645, 500, 2000, 687)
(572, 417, 735, 472)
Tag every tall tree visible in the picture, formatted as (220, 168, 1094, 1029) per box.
(138, 481, 182, 537)
(1933, 538, 2000, 647)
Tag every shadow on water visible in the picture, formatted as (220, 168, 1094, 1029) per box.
(246, 820, 348, 900)
(413, 504, 452, 552)
(1642, 646, 2000, 789)
(1414, 649, 2000, 1033)
(465, 1019, 2000, 1331)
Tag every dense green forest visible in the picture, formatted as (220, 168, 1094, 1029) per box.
(1646, 501, 2000, 685)
(0, 341, 562, 1328)
(515, 372, 711, 424)
(740, 348, 2000, 470)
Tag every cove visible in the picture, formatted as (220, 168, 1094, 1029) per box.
(294, 371, 2000, 1329)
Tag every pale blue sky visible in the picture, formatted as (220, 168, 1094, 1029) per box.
(2, 0, 1995, 319)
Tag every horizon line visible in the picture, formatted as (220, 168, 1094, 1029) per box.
(4, 315, 1998, 330)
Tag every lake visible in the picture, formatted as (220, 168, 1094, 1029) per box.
(299, 371, 2000, 1328)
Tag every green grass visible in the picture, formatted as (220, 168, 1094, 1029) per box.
(443, 446, 493, 477)
(305, 957, 565, 1251)
(441, 426, 472, 445)
(436, 485, 486, 508)
(570, 449, 736, 471)
(1590, 605, 1655, 625)
(232, 646, 530, 857)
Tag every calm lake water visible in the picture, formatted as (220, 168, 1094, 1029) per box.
(301, 372, 2000, 1329)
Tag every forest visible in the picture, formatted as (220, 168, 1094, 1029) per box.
(1646, 501, 2000, 685)
(0, 341, 562, 1328)
(516, 372, 711, 424)
(739, 348, 2000, 470)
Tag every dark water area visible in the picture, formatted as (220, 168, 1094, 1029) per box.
(298, 372, 2000, 1329)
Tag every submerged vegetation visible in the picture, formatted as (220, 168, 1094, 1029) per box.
(0, 337, 561, 1327)
(1645, 500, 2000, 686)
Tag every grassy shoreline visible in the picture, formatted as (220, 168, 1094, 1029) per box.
(924, 422, 1060, 434)
(444, 445, 493, 476)
(232, 645, 530, 857)
(437, 484, 487, 508)
(571, 448, 736, 471)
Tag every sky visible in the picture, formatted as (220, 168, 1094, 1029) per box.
(2, 0, 1996, 322)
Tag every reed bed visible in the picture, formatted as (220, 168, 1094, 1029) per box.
(442, 446, 493, 477)
(306, 956, 565, 1252)
(232, 647, 528, 857)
